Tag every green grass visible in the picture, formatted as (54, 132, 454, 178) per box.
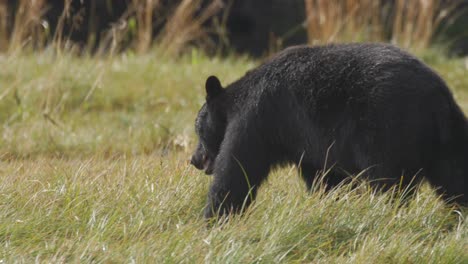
(0, 48, 467, 263)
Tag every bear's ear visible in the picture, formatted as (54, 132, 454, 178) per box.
(205, 75, 224, 100)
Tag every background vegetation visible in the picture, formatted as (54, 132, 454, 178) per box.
(1, 0, 468, 55)
(0, 0, 467, 262)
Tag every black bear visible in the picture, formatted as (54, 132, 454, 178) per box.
(191, 43, 468, 218)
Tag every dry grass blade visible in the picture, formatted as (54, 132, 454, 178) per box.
(52, 0, 72, 53)
(132, 0, 161, 53)
(8, 0, 47, 52)
(304, 0, 463, 50)
(304, 0, 383, 44)
(392, 0, 462, 50)
(159, 0, 223, 56)
(392, 0, 438, 49)
(0, 0, 8, 51)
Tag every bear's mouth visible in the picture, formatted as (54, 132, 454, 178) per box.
(202, 155, 214, 175)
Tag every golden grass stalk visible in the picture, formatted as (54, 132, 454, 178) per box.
(0, 0, 8, 51)
(132, 0, 161, 53)
(158, 0, 223, 56)
(304, 0, 384, 44)
(304, 0, 460, 50)
(8, 0, 47, 52)
(391, 0, 456, 50)
(52, 0, 72, 53)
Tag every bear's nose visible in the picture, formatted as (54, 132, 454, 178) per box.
(190, 155, 200, 169)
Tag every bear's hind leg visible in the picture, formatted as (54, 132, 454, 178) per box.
(425, 157, 468, 206)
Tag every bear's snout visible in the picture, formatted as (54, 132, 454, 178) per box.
(190, 154, 204, 170)
(190, 153, 214, 175)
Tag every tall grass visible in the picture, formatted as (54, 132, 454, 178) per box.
(391, 0, 450, 50)
(304, 0, 464, 50)
(132, 0, 160, 53)
(0, 152, 466, 262)
(51, 0, 72, 54)
(304, 0, 383, 44)
(0, 0, 8, 50)
(8, 0, 47, 52)
(2, 0, 465, 55)
(0, 0, 222, 55)
(158, 0, 223, 56)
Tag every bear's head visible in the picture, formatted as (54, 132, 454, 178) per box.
(191, 76, 227, 175)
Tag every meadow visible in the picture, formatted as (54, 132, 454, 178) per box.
(0, 48, 467, 263)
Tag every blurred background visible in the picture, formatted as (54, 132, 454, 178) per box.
(1, 0, 468, 57)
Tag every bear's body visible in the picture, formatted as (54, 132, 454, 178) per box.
(191, 43, 468, 218)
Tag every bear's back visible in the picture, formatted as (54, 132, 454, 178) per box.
(246, 43, 452, 117)
(262, 43, 439, 92)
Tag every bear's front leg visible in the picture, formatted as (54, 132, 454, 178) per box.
(204, 122, 271, 219)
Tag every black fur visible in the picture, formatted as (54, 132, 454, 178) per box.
(191, 43, 468, 218)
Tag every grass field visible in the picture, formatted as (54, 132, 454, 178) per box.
(0, 49, 467, 263)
